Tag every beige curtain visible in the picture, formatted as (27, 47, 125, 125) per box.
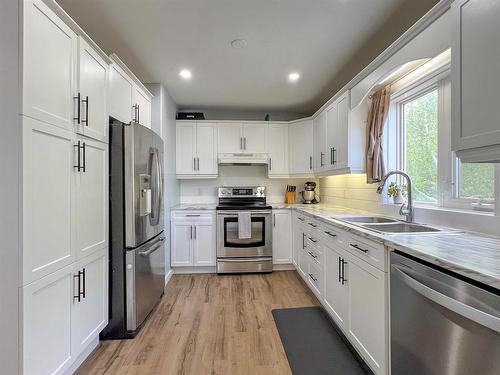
(366, 86, 391, 184)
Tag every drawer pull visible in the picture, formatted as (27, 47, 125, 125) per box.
(308, 273, 318, 282)
(298, 217, 305, 222)
(350, 243, 369, 253)
(185, 214, 201, 217)
(325, 231, 337, 237)
(308, 237, 318, 243)
(308, 251, 318, 259)
(308, 222, 318, 228)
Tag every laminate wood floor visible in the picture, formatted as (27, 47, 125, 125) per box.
(77, 271, 320, 375)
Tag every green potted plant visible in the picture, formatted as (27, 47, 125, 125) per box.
(387, 182, 406, 204)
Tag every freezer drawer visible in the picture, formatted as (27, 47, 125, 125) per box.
(126, 234, 165, 331)
(217, 257, 273, 274)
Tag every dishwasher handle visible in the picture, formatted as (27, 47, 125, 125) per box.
(392, 265, 500, 334)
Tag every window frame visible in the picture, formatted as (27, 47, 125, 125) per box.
(385, 64, 497, 212)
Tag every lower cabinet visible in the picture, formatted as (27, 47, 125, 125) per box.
(22, 248, 108, 375)
(272, 210, 292, 264)
(171, 211, 216, 267)
(324, 245, 349, 328)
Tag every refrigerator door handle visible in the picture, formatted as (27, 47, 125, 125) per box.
(149, 148, 162, 226)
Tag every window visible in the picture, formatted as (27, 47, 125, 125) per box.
(385, 66, 497, 212)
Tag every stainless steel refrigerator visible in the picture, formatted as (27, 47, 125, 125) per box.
(102, 120, 165, 339)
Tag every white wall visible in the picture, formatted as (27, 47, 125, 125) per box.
(180, 166, 317, 204)
(320, 174, 500, 237)
(147, 83, 179, 279)
(0, 1, 20, 373)
(178, 108, 308, 122)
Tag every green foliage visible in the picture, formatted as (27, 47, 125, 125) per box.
(460, 162, 495, 199)
(387, 182, 399, 198)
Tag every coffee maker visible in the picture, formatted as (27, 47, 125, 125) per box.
(300, 181, 320, 204)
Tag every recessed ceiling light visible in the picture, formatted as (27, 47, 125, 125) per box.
(289, 72, 300, 82)
(231, 39, 247, 49)
(179, 69, 192, 80)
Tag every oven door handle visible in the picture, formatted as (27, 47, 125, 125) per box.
(392, 265, 500, 334)
(217, 211, 271, 216)
(218, 258, 271, 263)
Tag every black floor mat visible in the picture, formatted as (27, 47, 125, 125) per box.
(272, 306, 368, 375)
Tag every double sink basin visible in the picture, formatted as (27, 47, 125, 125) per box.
(336, 216, 447, 235)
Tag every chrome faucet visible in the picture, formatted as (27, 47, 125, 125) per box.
(376, 170, 414, 223)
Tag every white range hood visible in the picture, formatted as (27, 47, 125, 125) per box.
(218, 153, 268, 165)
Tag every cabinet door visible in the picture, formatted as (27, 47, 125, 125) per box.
(171, 223, 193, 266)
(292, 217, 304, 267)
(268, 124, 289, 176)
(23, 263, 75, 375)
(272, 211, 292, 264)
(324, 246, 349, 330)
(109, 63, 133, 124)
(314, 112, 327, 172)
(176, 122, 196, 175)
(347, 256, 387, 375)
(326, 103, 338, 171)
(72, 249, 108, 357)
(335, 94, 349, 169)
(243, 123, 268, 153)
(75, 138, 108, 259)
(298, 240, 309, 279)
(134, 86, 152, 128)
(217, 123, 242, 153)
(452, 0, 500, 152)
(23, 0, 77, 130)
(196, 123, 217, 175)
(289, 120, 314, 174)
(78, 38, 108, 142)
(193, 224, 216, 266)
(23, 117, 76, 285)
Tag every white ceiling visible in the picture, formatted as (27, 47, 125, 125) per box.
(56, 0, 429, 115)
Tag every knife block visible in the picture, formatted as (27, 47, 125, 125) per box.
(285, 191, 296, 204)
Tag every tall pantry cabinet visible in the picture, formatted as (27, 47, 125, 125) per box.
(21, 0, 109, 373)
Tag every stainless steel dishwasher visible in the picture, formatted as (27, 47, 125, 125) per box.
(390, 251, 500, 375)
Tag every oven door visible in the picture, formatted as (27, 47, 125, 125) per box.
(217, 211, 272, 258)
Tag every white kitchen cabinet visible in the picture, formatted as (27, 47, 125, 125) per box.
(133, 86, 152, 129)
(109, 62, 134, 124)
(347, 254, 388, 375)
(23, 263, 75, 375)
(217, 122, 268, 154)
(268, 123, 289, 177)
(307, 259, 323, 299)
(289, 120, 314, 176)
(193, 223, 216, 266)
(272, 210, 292, 264)
(451, 0, 500, 162)
(314, 111, 327, 172)
(323, 245, 349, 329)
(22, 117, 76, 285)
(75, 137, 108, 259)
(77, 38, 108, 142)
(176, 121, 218, 178)
(323, 92, 351, 173)
(71, 249, 108, 357)
(23, 0, 78, 130)
(171, 212, 216, 267)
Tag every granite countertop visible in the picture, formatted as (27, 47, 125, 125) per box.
(170, 202, 500, 289)
(171, 203, 217, 210)
(294, 204, 500, 291)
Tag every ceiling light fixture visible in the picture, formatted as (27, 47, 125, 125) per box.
(179, 69, 192, 80)
(289, 72, 300, 82)
(230, 39, 247, 49)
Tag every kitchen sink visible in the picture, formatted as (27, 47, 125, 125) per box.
(362, 222, 443, 234)
(337, 216, 399, 224)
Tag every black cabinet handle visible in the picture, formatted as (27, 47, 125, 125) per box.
(320, 152, 324, 167)
(308, 273, 318, 282)
(309, 156, 313, 170)
(308, 236, 317, 243)
(81, 268, 86, 299)
(82, 142, 86, 173)
(338, 256, 342, 283)
(325, 231, 337, 237)
(73, 273, 81, 302)
(298, 217, 305, 222)
(350, 243, 369, 253)
(82, 96, 89, 126)
(308, 222, 318, 228)
(341, 259, 347, 285)
(308, 251, 318, 259)
(74, 93, 81, 124)
(74, 141, 81, 171)
(137, 104, 140, 123)
(332, 147, 336, 165)
(302, 232, 306, 249)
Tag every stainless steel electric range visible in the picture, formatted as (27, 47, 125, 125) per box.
(216, 186, 273, 273)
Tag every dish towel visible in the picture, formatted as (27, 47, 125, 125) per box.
(238, 211, 252, 239)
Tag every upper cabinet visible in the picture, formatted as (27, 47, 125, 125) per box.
(77, 38, 109, 142)
(268, 123, 289, 177)
(289, 119, 314, 176)
(109, 54, 153, 130)
(23, 0, 78, 131)
(451, 0, 500, 162)
(176, 121, 218, 178)
(313, 110, 327, 173)
(217, 122, 268, 154)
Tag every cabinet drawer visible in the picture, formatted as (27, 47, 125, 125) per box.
(307, 261, 323, 297)
(306, 232, 322, 251)
(172, 211, 215, 224)
(346, 234, 386, 272)
(305, 246, 322, 266)
(320, 223, 346, 247)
